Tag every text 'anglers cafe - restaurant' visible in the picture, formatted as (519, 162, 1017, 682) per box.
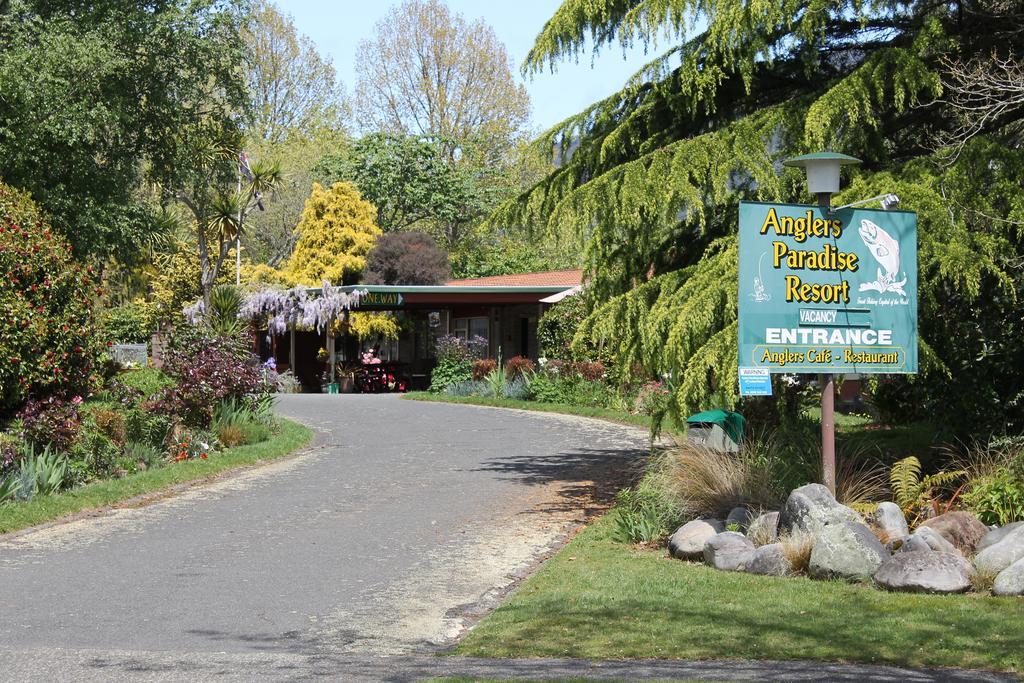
(260, 270, 582, 391)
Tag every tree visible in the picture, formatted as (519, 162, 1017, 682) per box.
(353, 0, 530, 160)
(244, 0, 347, 146)
(485, 1, 1024, 433)
(174, 139, 282, 307)
(363, 232, 450, 285)
(241, 0, 350, 267)
(316, 134, 468, 233)
(283, 182, 381, 286)
(0, 0, 249, 261)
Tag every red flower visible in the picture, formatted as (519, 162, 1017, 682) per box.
(200, 453, 208, 459)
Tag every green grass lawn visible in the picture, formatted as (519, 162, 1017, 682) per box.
(454, 513, 1024, 673)
(403, 392, 667, 433)
(0, 419, 312, 535)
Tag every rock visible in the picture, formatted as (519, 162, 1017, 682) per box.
(747, 511, 780, 545)
(871, 502, 909, 543)
(974, 524, 1024, 574)
(726, 507, 753, 530)
(993, 556, 1024, 597)
(746, 543, 791, 576)
(920, 511, 989, 554)
(703, 531, 756, 571)
(979, 522, 1024, 553)
(898, 526, 958, 555)
(668, 519, 725, 560)
(809, 521, 888, 581)
(874, 551, 973, 594)
(898, 534, 933, 554)
(780, 483, 861, 535)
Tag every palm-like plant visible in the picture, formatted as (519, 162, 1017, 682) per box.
(207, 284, 245, 338)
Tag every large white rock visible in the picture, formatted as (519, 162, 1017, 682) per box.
(668, 519, 725, 560)
(780, 484, 861, 535)
(993, 556, 1024, 597)
(809, 521, 888, 581)
(871, 502, 909, 542)
(974, 524, 1024, 574)
(979, 522, 1024, 553)
(703, 531, 756, 571)
(874, 551, 973, 594)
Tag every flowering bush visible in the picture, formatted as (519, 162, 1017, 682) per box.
(0, 182, 102, 416)
(430, 335, 488, 393)
(635, 380, 671, 416)
(151, 339, 271, 427)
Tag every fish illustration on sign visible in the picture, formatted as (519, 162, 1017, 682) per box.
(858, 219, 908, 295)
(750, 252, 771, 302)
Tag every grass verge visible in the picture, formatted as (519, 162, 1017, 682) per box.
(454, 512, 1024, 673)
(403, 392, 663, 432)
(0, 419, 312, 535)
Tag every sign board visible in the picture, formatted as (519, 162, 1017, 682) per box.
(111, 343, 148, 368)
(738, 201, 917, 374)
(738, 368, 772, 396)
(360, 291, 405, 308)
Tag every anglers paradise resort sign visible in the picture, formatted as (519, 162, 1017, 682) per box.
(738, 201, 917, 374)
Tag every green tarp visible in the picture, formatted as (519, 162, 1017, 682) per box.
(685, 410, 746, 444)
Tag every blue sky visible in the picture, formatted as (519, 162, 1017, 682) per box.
(281, 0, 655, 132)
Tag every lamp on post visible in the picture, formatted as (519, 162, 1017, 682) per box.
(783, 152, 862, 211)
(783, 151, 862, 495)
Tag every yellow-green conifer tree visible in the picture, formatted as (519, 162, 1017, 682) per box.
(284, 182, 381, 286)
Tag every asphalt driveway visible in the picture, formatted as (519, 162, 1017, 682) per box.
(0, 395, 649, 679)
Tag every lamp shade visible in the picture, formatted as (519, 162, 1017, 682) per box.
(783, 152, 861, 196)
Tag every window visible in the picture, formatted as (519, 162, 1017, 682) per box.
(454, 316, 489, 343)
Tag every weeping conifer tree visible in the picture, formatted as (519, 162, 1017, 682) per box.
(488, 0, 1024, 434)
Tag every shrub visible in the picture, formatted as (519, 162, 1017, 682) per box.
(483, 366, 507, 398)
(963, 469, 1024, 526)
(153, 339, 270, 427)
(17, 395, 82, 451)
(504, 356, 535, 380)
(91, 408, 126, 445)
(890, 456, 966, 528)
(0, 432, 24, 476)
(123, 407, 172, 449)
(537, 295, 591, 359)
(124, 441, 164, 470)
(471, 358, 496, 381)
(0, 182, 102, 416)
(96, 301, 153, 344)
(118, 368, 175, 401)
(362, 231, 450, 285)
(430, 334, 485, 393)
(168, 428, 219, 462)
(573, 361, 606, 382)
(635, 381, 671, 416)
(610, 481, 683, 544)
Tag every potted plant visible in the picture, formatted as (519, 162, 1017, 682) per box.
(336, 362, 360, 393)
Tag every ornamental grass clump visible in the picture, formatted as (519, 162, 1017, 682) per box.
(664, 441, 783, 519)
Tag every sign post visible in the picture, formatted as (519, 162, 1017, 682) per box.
(738, 201, 917, 492)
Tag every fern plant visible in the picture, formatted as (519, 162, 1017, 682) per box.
(890, 456, 966, 528)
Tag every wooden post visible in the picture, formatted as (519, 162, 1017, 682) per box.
(289, 327, 296, 378)
(821, 373, 836, 494)
(328, 328, 335, 387)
